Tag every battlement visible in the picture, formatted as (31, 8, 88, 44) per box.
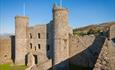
(53, 4, 68, 12)
(15, 16, 28, 19)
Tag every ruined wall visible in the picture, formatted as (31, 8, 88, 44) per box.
(108, 40, 115, 70)
(110, 25, 115, 47)
(69, 35, 95, 58)
(69, 35, 106, 68)
(69, 35, 95, 67)
(93, 34, 115, 70)
(28, 59, 52, 70)
(27, 24, 48, 65)
(110, 25, 115, 39)
(108, 25, 115, 70)
(93, 39, 110, 70)
(47, 21, 54, 59)
(0, 37, 12, 64)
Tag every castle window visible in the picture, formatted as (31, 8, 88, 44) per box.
(35, 46, 36, 51)
(47, 45, 50, 51)
(33, 55, 38, 64)
(4, 55, 7, 57)
(30, 43, 32, 49)
(30, 33, 32, 39)
(38, 33, 40, 39)
(38, 44, 40, 49)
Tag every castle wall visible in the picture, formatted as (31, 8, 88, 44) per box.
(108, 40, 115, 70)
(110, 25, 115, 40)
(69, 35, 106, 68)
(27, 24, 48, 65)
(47, 21, 54, 59)
(93, 39, 110, 70)
(29, 59, 52, 70)
(108, 25, 115, 70)
(0, 37, 12, 64)
(69, 35, 95, 58)
(110, 25, 115, 46)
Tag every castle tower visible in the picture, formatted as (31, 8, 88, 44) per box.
(15, 16, 28, 64)
(52, 4, 70, 70)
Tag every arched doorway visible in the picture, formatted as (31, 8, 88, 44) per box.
(25, 54, 28, 65)
(26, 53, 38, 66)
(33, 55, 38, 64)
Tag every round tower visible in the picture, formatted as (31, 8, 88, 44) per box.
(15, 16, 28, 65)
(53, 4, 68, 38)
(52, 4, 69, 70)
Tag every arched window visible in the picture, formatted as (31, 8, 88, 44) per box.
(35, 46, 36, 51)
(30, 43, 32, 49)
(38, 33, 40, 39)
(38, 44, 40, 49)
(33, 55, 38, 64)
(30, 33, 32, 39)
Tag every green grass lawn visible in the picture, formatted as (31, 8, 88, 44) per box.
(0, 64, 27, 70)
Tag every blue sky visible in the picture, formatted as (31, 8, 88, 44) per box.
(0, 0, 115, 34)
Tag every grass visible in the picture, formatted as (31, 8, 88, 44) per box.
(0, 64, 27, 70)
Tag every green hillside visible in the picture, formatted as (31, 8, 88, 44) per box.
(73, 22, 115, 36)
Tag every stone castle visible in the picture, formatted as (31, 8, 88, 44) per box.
(0, 4, 115, 70)
(15, 4, 72, 69)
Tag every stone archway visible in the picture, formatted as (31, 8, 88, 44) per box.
(26, 53, 35, 66)
(33, 55, 38, 64)
(26, 53, 39, 66)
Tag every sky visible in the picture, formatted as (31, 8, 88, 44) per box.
(0, 0, 115, 34)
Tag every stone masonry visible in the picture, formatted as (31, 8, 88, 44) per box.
(0, 4, 115, 70)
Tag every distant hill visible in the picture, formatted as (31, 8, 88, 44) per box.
(73, 22, 115, 36)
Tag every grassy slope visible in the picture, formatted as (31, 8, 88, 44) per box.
(0, 64, 27, 70)
(74, 22, 115, 32)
